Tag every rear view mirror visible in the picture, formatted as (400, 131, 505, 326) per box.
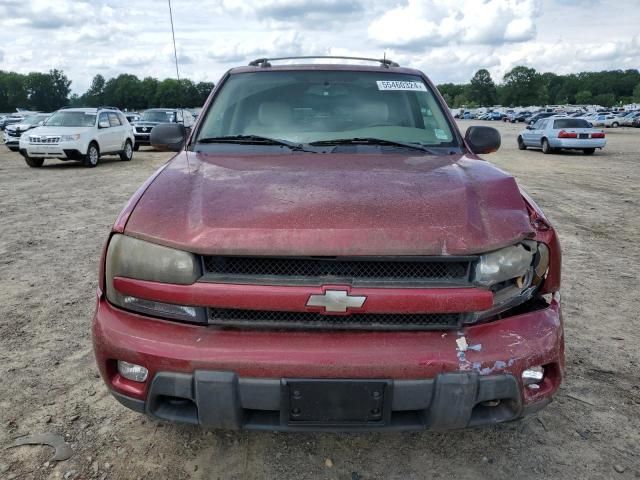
(526, 125, 533, 130)
(98, 120, 110, 129)
(464, 126, 501, 154)
(150, 123, 186, 152)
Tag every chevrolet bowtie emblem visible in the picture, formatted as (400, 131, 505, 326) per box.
(306, 290, 367, 313)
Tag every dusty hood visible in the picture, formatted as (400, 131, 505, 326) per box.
(124, 152, 533, 256)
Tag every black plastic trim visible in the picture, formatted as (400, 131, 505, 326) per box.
(112, 370, 533, 431)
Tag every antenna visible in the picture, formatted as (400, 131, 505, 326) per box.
(166, 0, 191, 170)
(168, 0, 180, 82)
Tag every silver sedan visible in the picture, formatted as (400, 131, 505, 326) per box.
(517, 117, 606, 155)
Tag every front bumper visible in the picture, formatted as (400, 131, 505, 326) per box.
(134, 133, 151, 145)
(93, 295, 564, 431)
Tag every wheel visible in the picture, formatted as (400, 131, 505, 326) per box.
(541, 138, 553, 154)
(83, 142, 99, 167)
(24, 156, 44, 168)
(611, 122, 619, 128)
(583, 148, 595, 155)
(133, 143, 140, 151)
(517, 136, 527, 150)
(120, 140, 133, 161)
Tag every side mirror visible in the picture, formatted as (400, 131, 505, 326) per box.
(465, 126, 501, 154)
(525, 125, 533, 130)
(150, 123, 186, 152)
(98, 120, 110, 128)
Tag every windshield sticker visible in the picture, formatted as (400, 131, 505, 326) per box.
(377, 80, 427, 91)
(434, 129, 448, 140)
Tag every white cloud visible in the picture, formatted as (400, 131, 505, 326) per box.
(368, 0, 542, 50)
(0, 0, 637, 94)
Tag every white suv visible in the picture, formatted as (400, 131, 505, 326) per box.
(19, 107, 135, 168)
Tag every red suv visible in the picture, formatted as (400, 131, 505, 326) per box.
(93, 57, 563, 431)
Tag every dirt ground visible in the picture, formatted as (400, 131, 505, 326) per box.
(0, 121, 639, 480)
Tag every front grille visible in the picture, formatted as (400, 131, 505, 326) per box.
(208, 308, 462, 330)
(29, 136, 60, 144)
(203, 256, 472, 285)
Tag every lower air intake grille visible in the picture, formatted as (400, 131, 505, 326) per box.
(208, 308, 462, 331)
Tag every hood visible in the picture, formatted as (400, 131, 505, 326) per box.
(26, 126, 93, 136)
(124, 152, 534, 256)
(8, 122, 37, 132)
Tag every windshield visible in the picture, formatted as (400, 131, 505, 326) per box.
(142, 110, 176, 122)
(553, 119, 592, 129)
(195, 71, 457, 147)
(22, 115, 43, 124)
(46, 111, 96, 127)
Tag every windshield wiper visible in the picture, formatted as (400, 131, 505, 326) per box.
(309, 137, 441, 153)
(196, 135, 314, 152)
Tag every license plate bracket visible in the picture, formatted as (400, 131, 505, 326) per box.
(282, 379, 391, 426)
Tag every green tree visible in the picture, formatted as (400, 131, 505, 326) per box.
(468, 69, 497, 106)
(633, 83, 640, 102)
(502, 66, 544, 106)
(195, 81, 215, 105)
(0, 71, 29, 111)
(575, 90, 593, 105)
(592, 93, 616, 107)
(25, 69, 71, 111)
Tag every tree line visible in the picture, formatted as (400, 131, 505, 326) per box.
(3, 66, 640, 113)
(0, 70, 214, 113)
(438, 66, 640, 108)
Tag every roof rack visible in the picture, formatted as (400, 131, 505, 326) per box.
(248, 56, 399, 68)
(98, 106, 119, 111)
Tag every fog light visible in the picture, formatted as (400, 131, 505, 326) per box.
(117, 360, 148, 382)
(522, 366, 544, 388)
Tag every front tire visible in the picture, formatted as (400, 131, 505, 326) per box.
(120, 140, 133, 161)
(25, 156, 44, 168)
(611, 122, 619, 128)
(84, 142, 99, 168)
(541, 138, 553, 154)
(517, 136, 527, 150)
(583, 148, 595, 155)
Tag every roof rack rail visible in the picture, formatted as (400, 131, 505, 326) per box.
(98, 105, 119, 111)
(248, 56, 399, 68)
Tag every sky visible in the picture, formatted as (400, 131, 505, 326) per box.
(1, 0, 639, 94)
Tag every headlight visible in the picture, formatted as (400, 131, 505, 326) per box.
(471, 241, 550, 323)
(60, 134, 81, 141)
(473, 243, 535, 287)
(105, 234, 203, 322)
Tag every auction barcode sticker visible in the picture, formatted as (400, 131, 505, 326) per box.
(376, 80, 427, 91)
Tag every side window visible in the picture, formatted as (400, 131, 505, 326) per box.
(118, 113, 128, 125)
(98, 112, 109, 127)
(108, 113, 121, 127)
(533, 120, 544, 129)
(176, 110, 183, 124)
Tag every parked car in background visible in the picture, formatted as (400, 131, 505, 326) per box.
(518, 117, 606, 155)
(3, 113, 50, 151)
(527, 112, 555, 125)
(0, 111, 33, 130)
(130, 108, 195, 150)
(510, 111, 532, 123)
(621, 111, 640, 126)
(590, 113, 620, 128)
(633, 116, 640, 128)
(125, 112, 141, 123)
(489, 111, 504, 121)
(19, 107, 135, 168)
